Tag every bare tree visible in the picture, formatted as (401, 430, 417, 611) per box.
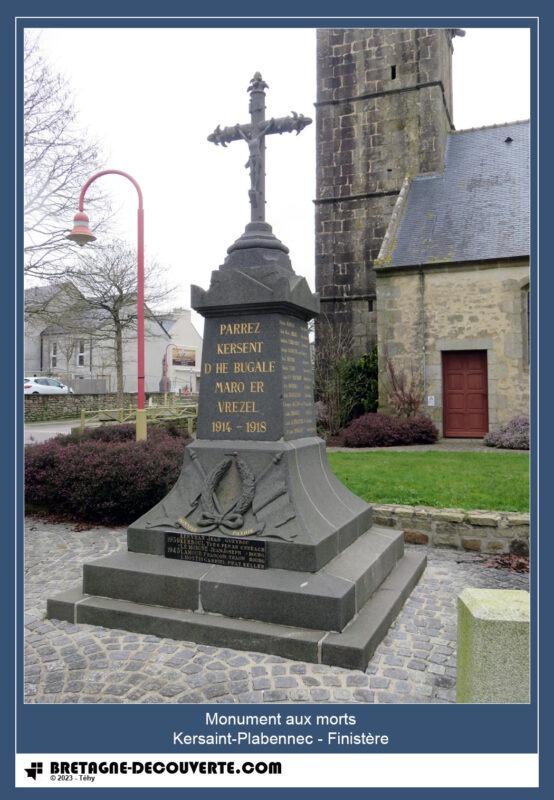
(24, 32, 110, 278)
(32, 241, 175, 402)
(57, 335, 77, 376)
(382, 346, 424, 417)
(314, 315, 353, 435)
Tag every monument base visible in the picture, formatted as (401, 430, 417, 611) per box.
(46, 437, 426, 672)
(48, 550, 424, 672)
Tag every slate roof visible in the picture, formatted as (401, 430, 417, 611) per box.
(41, 307, 112, 336)
(26, 283, 169, 338)
(379, 120, 530, 268)
(24, 283, 63, 309)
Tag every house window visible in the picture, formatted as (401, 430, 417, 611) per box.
(50, 342, 57, 369)
(77, 339, 86, 367)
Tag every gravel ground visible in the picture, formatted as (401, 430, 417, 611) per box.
(24, 518, 528, 705)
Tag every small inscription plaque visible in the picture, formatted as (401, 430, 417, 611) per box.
(165, 532, 267, 569)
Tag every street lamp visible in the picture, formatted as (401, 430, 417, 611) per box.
(66, 170, 147, 441)
(162, 342, 175, 401)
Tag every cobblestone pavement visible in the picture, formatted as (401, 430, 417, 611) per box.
(24, 518, 528, 705)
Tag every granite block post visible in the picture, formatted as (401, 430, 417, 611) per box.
(457, 588, 530, 704)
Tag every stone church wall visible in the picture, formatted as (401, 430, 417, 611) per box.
(376, 260, 530, 435)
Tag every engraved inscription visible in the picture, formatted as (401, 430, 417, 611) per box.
(165, 532, 266, 569)
(196, 312, 316, 441)
(279, 317, 316, 438)
(197, 314, 280, 440)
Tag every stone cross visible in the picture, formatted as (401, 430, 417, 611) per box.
(207, 72, 312, 223)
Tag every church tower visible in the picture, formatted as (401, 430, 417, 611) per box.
(315, 28, 460, 355)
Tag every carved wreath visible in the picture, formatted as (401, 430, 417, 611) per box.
(176, 451, 295, 539)
(197, 456, 256, 533)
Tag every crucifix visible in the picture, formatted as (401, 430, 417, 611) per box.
(207, 72, 312, 223)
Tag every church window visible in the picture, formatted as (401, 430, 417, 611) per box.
(391, 65, 397, 80)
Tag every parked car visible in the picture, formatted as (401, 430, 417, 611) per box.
(24, 377, 74, 395)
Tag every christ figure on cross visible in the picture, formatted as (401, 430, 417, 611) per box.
(207, 72, 312, 223)
(235, 119, 275, 216)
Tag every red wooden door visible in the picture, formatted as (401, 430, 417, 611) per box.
(442, 351, 488, 438)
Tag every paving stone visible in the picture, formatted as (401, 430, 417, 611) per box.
(237, 691, 263, 703)
(302, 676, 321, 687)
(229, 680, 249, 695)
(428, 664, 447, 676)
(383, 668, 409, 680)
(322, 674, 341, 687)
(274, 676, 298, 689)
(345, 673, 369, 687)
(203, 683, 230, 700)
(310, 688, 331, 701)
(263, 689, 288, 702)
(252, 677, 272, 690)
(369, 676, 390, 689)
(353, 689, 374, 703)
(289, 688, 310, 701)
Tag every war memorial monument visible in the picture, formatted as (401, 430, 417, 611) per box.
(47, 73, 426, 672)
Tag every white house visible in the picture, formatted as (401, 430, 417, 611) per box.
(24, 285, 203, 395)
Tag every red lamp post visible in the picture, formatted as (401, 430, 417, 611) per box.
(66, 170, 147, 441)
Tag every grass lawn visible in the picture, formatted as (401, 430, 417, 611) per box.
(327, 451, 529, 512)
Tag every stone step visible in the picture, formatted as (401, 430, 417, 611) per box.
(81, 526, 403, 632)
(322, 549, 427, 670)
(47, 550, 426, 671)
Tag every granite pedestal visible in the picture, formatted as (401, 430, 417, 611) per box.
(47, 222, 425, 671)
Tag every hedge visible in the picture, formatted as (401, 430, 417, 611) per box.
(25, 424, 189, 525)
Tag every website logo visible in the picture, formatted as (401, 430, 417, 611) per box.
(24, 761, 43, 781)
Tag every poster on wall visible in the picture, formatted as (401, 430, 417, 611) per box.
(172, 347, 196, 367)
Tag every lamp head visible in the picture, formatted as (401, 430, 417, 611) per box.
(66, 211, 96, 246)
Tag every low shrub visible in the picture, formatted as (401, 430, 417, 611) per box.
(25, 426, 189, 525)
(484, 416, 529, 450)
(58, 421, 189, 446)
(400, 415, 440, 444)
(341, 412, 438, 448)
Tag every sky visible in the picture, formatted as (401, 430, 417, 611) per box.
(35, 26, 531, 334)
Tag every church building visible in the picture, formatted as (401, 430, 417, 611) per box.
(315, 28, 530, 437)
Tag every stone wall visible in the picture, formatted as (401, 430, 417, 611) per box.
(315, 28, 455, 355)
(372, 503, 529, 555)
(24, 392, 169, 422)
(376, 260, 530, 434)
